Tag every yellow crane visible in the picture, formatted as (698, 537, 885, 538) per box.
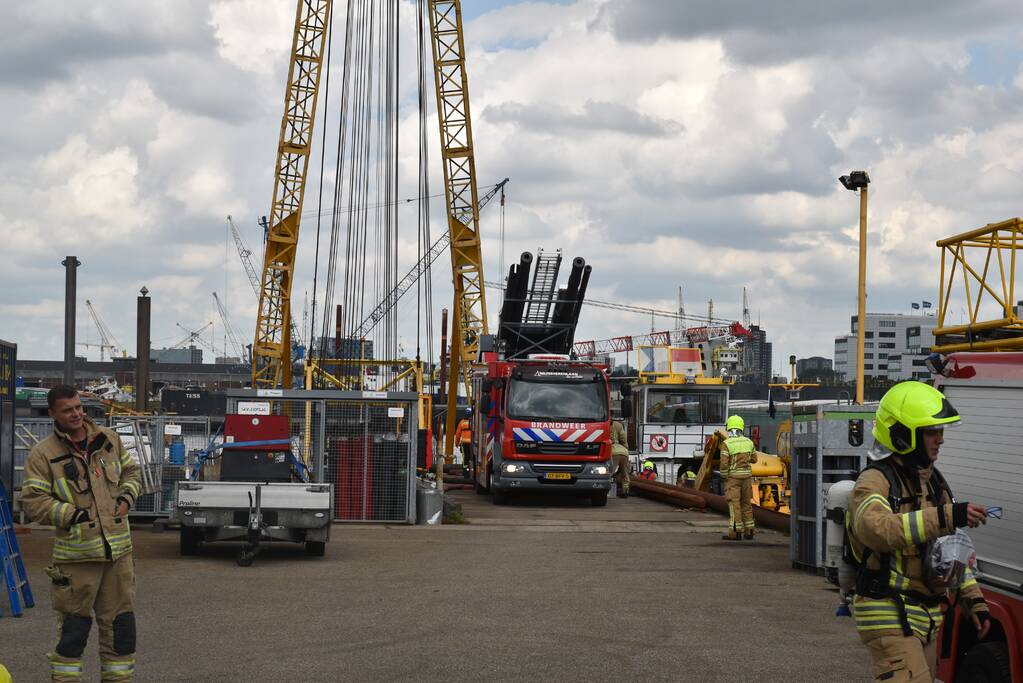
(252, 0, 488, 442)
(427, 0, 490, 457)
(252, 0, 332, 388)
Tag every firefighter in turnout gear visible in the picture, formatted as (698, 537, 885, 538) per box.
(610, 420, 630, 498)
(22, 386, 142, 682)
(638, 460, 657, 480)
(847, 382, 991, 682)
(720, 415, 758, 540)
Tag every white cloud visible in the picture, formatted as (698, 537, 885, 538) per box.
(36, 135, 152, 241)
(3, 0, 1023, 380)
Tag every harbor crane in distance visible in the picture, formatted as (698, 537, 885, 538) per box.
(251, 0, 332, 388)
(170, 322, 214, 351)
(227, 215, 262, 299)
(353, 178, 509, 340)
(212, 292, 248, 362)
(79, 299, 124, 361)
(229, 215, 303, 358)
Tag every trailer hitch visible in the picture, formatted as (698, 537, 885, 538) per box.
(238, 485, 264, 567)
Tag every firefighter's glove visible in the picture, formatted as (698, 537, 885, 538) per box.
(972, 610, 991, 640)
(69, 508, 90, 525)
(953, 502, 988, 529)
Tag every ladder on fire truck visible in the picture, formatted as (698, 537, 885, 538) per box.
(522, 249, 563, 326)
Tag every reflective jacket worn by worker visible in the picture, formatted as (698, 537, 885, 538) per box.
(847, 464, 988, 641)
(719, 435, 757, 478)
(22, 417, 142, 562)
(610, 420, 628, 457)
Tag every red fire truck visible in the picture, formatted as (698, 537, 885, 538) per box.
(933, 352, 1022, 682)
(470, 356, 613, 506)
(467, 250, 613, 505)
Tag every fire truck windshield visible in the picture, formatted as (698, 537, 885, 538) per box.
(506, 379, 607, 422)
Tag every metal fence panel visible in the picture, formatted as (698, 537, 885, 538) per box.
(324, 398, 416, 523)
(14, 419, 53, 512)
(226, 390, 417, 523)
(108, 417, 163, 516)
(155, 416, 214, 516)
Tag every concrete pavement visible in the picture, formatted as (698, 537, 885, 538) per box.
(0, 490, 870, 681)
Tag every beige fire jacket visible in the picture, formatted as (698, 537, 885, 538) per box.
(22, 417, 142, 563)
(847, 462, 987, 641)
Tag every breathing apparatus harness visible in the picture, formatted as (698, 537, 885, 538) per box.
(845, 455, 954, 639)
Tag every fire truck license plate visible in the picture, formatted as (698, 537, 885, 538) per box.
(545, 472, 572, 480)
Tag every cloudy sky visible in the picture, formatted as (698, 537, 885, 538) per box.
(3, 0, 1023, 375)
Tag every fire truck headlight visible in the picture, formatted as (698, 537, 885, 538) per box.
(589, 464, 610, 475)
(502, 463, 526, 474)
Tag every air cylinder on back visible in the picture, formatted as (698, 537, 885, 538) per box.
(825, 479, 857, 596)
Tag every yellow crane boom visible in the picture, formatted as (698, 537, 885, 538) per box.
(252, 0, 332, 388)
(427, 0, 489, 456)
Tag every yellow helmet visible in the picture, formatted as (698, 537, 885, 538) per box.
(870, 381, 960, 459)
(0, 664, 11, 683)
(726, 415, 744, 432)
(642, 460, 655, 470)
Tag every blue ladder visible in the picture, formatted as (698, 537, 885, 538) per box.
(0, 480, 34, 617)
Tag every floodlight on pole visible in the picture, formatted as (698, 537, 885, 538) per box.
(839, 170, 870, 405)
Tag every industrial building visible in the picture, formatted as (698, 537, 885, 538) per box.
(740, 324, 772, 384)
(795, 356, 832, 378)
(833, 313, 937, 381)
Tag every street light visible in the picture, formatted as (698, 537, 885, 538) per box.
(840, 170, 870, 405)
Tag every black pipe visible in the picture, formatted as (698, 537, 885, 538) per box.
(500, 252, 533, 329)
(136, 289, 151, 412)
(552, 257, 585, 326)
(62, 256, 80, 385)
(567, 265, 592, 346)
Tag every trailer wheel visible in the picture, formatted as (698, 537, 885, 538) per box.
(590, 491, 608, 507)
(179, 527, 200, 556)
(958, 641, 1011, 683)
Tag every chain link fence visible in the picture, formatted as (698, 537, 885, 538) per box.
(226, 390, 417, 523)
(15, 391, 418, 525)
(108, 417, 163, 515)
(153, 416, 216, 517)
(16, 416, 171, 518)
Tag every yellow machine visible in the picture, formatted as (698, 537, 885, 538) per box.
(693, 429, 791, 514)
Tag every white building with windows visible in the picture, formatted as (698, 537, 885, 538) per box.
(833, 313, 937, 381)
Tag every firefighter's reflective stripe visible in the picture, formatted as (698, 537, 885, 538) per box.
(53, 477, 75, 503)
(50, 660, 84, 677)
(25, 477, 52, 493)
(101, 658, 135, 680)
(960, 567, 978, 591)
(853, 598, 941, 639)
(853, 494, 891, 530)
(107, 531, 133, 559)
(54, 536, 107, 562)
(120, 478, 141, 499)
(902, 509, 927, 546)
(49, 501, 72, 526)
